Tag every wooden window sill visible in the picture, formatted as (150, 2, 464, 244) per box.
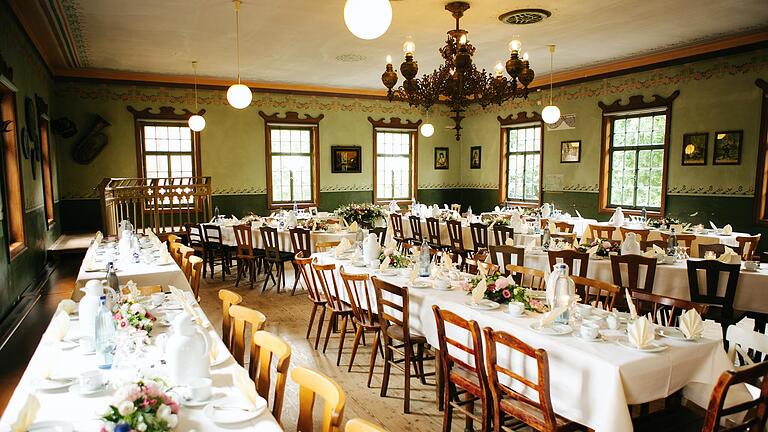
(9, 242, 27, 261)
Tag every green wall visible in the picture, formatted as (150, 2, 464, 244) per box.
(0, 2, 62, 320)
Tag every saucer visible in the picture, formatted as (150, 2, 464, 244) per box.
(408, 280, 431, 289)
(657, 326, 701, 342)
(465, 299, 500, 310)
(529, 323, 572, 336)
(572, 333, 605, 343)
(502, 310, 527, 318)
(34, 376, 76, 391)
(28, 421, 74, 432)
(616, 337, 669, 352)
(70, 382, 110, 396)
(203, 396, 268, 425)
(182, 391, 225, 408)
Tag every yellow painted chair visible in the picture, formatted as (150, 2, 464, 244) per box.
(250, 331, 291, 423)
(229, 304, 267, 366)
(291, 366, 346, 432)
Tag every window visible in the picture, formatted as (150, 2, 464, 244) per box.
(375, 130, 416, 201)
(504, 125, 542, 203)
(40, 116, 54, 227)
(260, 111, 323, 209)
(0, 79, 25, 258)
(139, 124, 197, 179)
(754, 79, 768, 225)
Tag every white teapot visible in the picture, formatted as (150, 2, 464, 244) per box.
(79, 280, 118, 341)
(165, 313, 211, 385)
(541, 203, 552, 218)
(285, 210, 298, 228)
(363, 233, 382, 264)
(621, 232, 642, 256)
(612, 207, 625, 227)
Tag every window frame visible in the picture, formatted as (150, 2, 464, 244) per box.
(497, 112, 543, 207)
(0, 73, 26, 260)
(753, 79, 768, 226)
(368, 117, 420, 204)
(597, 91, 678, 216)
(260, 111, 323, 210)
(37, 95, 55, 229)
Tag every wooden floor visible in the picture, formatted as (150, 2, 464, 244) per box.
(0, 256, 707, 431)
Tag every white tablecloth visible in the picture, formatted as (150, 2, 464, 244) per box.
(217, 223, 357, 251)
(313, 254, 736, 432)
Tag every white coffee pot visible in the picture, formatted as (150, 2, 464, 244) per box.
(165, 313, 211, 385)
(363, 233, 382, 264)
(79, 280, 118, 341)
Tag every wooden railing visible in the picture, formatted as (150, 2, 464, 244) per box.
(96, 177, 212, 237)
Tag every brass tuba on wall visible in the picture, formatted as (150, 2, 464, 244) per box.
(72, 114, 110, 165)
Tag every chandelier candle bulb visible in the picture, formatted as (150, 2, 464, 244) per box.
(508, 39, 521, 53)
(494, 62, 504, 77)
(523, 52, 529, 61)
(403, 40, 416, 55)
(386, 55, 392, 65)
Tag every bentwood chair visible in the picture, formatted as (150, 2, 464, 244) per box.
(178, 244, 195, 278)
(698, 243, 743, 259)
(188, 256, 203, 301)
(185, 223, 207, 277)
(234, 224, 264, 289)
(250, 331, 291, 423)
(345, 419, 388, 432)
(492, 225, 514, 246)
(372, 276, 434, 413)
(619, 227, 650, 244)
(408, 215, 424, 245)
(201, 224, 231, 281)
(489, 245, 525, 277)
(260, 226, 294, 293)
(737, 234, 762, 260)
(686, 259, 742, 342)
(628, 290, 708, 327)
(339, 266, 381, 387)
(291, 366, 346, 432)
(295, 253, 328, 349)
(433, 306, 490, 432)
(167, 234, 180, 244)
(446, 219, 469, 263)
(554, 221, 574, 233)
(701, 362, 768, 432)
(312, 260, 354, 366)
(484, 328, 581, 432)
(589, 224, 616, 241)
(426, 217, 447, 250)
(290, 227, 312, 294)
(469, 223, 489, 252)
(506, 264, 546, 291)
(218, 289, 243, 351)
(726, 324, 768, 366)
(229, 304, 267, 367)
(569, 275, 620, 310)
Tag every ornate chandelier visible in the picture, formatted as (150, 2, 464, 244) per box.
(381, 2, 535, 140)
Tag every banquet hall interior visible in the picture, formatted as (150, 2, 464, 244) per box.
(1, 0, 768, 431)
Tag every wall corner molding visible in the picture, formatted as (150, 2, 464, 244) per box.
(598, 90, 680, 113)
(367, 117, 422, 129)
(126, 105, 204, 119)
(497, 111, 542, 126)
(258, 111, 324, 124)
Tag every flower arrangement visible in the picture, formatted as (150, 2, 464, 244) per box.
(301, 218, 331, 232)
(335, 203, 386, 227)
(113, 300, 156, 332)
(240, 213, 262, 224)
(379, 248, 410, 268)
(101, 380, 179, 432)
(647, 216, 681, 228)
(465, 272, 549, 312)
(578, 239, 621, 257)
(480, 214, 512, 226)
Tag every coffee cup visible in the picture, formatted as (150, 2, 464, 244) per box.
(507, 301, 525, 316)
(434, 279, 448, 290)
(745, 261, 760, 271)
(575, 303, 593, 318)
(188, 377, 212, 402)
(580, 322, 600, 340)
(664, 255, 676, 265)
(606, 313, 620, 330)
(151, 292, 165, 307)
(80, 370, 104, 391)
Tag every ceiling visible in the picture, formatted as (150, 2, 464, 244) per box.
(10, 0, 768, 91)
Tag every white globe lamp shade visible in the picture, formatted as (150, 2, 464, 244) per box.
(188, 115, 206, 132)
(420, 123, 434, 137)
(542, 105, 561, 124)
(344, 0, 392, 40)
(227, 83, 252, 109)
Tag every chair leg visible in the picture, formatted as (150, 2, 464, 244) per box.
(314, 306, 326, 350)
(367, 330, 380, 388)
(306, 303, 318, 339)
(404, 342, 412, 413)
(249, 261, 255, 289)
(235, 259, 242, 287)
(323, 312, 336, 353)
(464, 398, 474, 432)
(417, 343, 428, 384)
(348, 324, 364, 372)
(291, 262, 300, 296)
(380, 343, 392, 398)
(442, 381, 453, 432)
(336, 315, 349, 366)
(261, 262, 273, 292)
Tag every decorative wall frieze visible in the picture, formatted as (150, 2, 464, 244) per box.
(367, 117, 422, 129)
(259, 111, 324, 124)
(598, 91, 679, 113)
(497, 111, 541, 126)
(667, 184, 755, 197)
(212, 187, 267, 195)
(320, 184, 372, 192)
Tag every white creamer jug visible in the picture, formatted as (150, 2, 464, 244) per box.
(79, 280, 117, 341)
(165, 313, 211, 385)
(363, 233, 382, 264)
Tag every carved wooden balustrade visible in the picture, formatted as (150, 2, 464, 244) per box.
(97, 177, 212, 237)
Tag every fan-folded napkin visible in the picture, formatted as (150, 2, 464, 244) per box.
(47, 310, 70, 342)
(10, 394, 39, 432)
(504, 238, 515, 246)
(442, 253, 453, 271)
(471, 279, 487, 304)
(525, 239, 536, 252)
(722, 224, 733, 235)
(409, 264, 419, 283)
(538, 305, 568, 328)
(679, 308, 704, 339)
(625, 288, 639, 320)
(347, 221, 359, 233)
(379, 257, 390, 272)
(56, 299, 78, 315)
(718, 246, 741, 264)
(628, 316, 654, 348)
(335, 238, 353, 257)
(233, 364, 258, 407)
(643, 244, 666, 259)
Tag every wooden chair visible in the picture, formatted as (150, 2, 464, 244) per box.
(737, 234, 762, 260)
(176, 244, 194, 276)
(292, 366, 346, 432)
(340, 266, 381, 387)
(425, 217, 447, 250)
(295, 253, 328, 349)
(370, 227, 387, 247)
(433, 306, 490, 432)
(169, 241, 183, 266)
(185, 223, 207, 277)
(451, 203, 461, 213)
(698, 243, 743, 259)
(643, 239, 668, 252)
(167, 234, 180, 244)
(315, 241, 341, 252)
(489, 245, 524, 277)
(201, 224, 231, 281)
(540, 218, 550, 229)
(483, 328, 581, 432)
(390, 213, 408, 248)
(345, 419, 388, 432)
(507, 264, 546, 290)
(372, 276, 433, 413)
(492, 225, 514, 246)
(229, 304, 267, 367)
(408, 215, 424, 245)
(122, 285, 162, 296)
(619, 227, 650, 244)
(188, 255, 203, 301)
(465, 249, 488, 275)
(446, 219, 468, 262)
(260, 226, 295, 293)
(250, 330, 291, 423)
(554, 221, 574, 233)
(550, 233, 577, 244)
(547, 250, 589, 278)
(312, 260, 354, 365)
(610, 254, 657, 294)
(290, 227, 312, 294)
(569, 275, 619, 309)
(686, 259, 742, 341)
(660, 232, 696, 252)
(628, 290, 708, 327)
(701, 362, 768, 432)
(218, 289, 243, 351)
(234, 224, 263, 289)
(469, 223, 489, 252)
(726, 324, 768, 366)
(588, 224, 616, 241)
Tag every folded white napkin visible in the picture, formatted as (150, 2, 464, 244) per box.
(718, 246, 741, 264)
(494, 206, 500, 212)
(586, 245, 599, 255)
(722, 224, 733, 235)
(48, 311, 70, 342)
(525, 239, 536, 252)
(233, 364, 258, 406)
(441, 253, 453, 271)
(335, 238, 353, 257)
(56, 299, 78, 315)
(209, 334, 219, 362)
(643, 244, 666, 259)
(347, 221, 359, 233)
(539, 305, 568, 328)
(709, 221, 718, 230)
(11, 394, 39, 432)
(477, 261, 490, 277)
(409, 264, 419, 283)
(379, 257, 390, 272)
(504, 238, 515, 246)
(471, 279, 487, 304)
(625, 288, 638, 320)
(547, 220, 557, 233)
(628, 316, 654, 348)
(679, 308, 704, 339)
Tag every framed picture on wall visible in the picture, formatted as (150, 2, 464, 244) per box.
(713, 130, 743, 165)
(560, 140, 581, 163)
(331, 146, 361, 173)
(470, 146, 481, 169)
(434, 147, 449, 170)
(681, 132, 708, 165)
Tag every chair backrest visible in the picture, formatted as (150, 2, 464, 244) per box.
(727, 324, 768, 366)
(408, 216, 423, 242)
(390, 213, 405, 240)
(201, 223, 224, 245)
(699, 243, 744, 259)
(661, 232, 695, 250)
(445, 219, 464, 251)
(340, 266, 377, 326)
(123, 285, 162, 296)
(371, 277, 411, 346)
(315, 241, 340, 252)
(370, 227, 387, 247)
(483, 327, 559, 431)
(188, 255, 203, 300)
(218, 289, 243, 350)
(260, 226, 282, 260)
(292, 366, 346, 432)
(619, 227, 650, 243)
(569, 275, 619, 309)
(233, 223, 256, 257)
(701, 362, 768, 432)
(547, 249, 589, 278)
(425, 217, 442, 246)
(465, 248, 488, 274)
(229, 304, 267, 366)
(643, 239, 667, 251)
(295, 252, 324, 303)
(686, 260, 741, 313)
(609, 254, 657, 293)
(312, 260, 345, 312)
(450, 203, 461, 213)
(737, 234, 762, 260)
(469, 223, 489, 251)
(345, 419, 388, 432)
(489, 245, 525, 277)
(589, 224, 616, 240)
(506, 264, 545, 290)
(629, 290, 708, 327)
(179, 244, 195, 278)
(169, 241, 183, 266)
(551, 233, 577, 244)
(250, 330, 291, 422)
(554, 221, 574, 233)
(290, 227, 312, 257)
(167, 233, 180, 244)
(492, 225, 514, 246)
(185, 223, 204, 248)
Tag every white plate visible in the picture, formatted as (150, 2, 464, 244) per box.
(529, 323, 573, 336)
(182, 391, 226, 408)
(616, 338, 669, 352)
(377, 269, 397, 276)
(433, 284, 453, 291)
(33, 377, 76, 391)
(657, 327, 700, 342)
(465, 299, 500, 310)
(502, 310, 527, 318)
(408, 281, 432, 289)
(69, 383, 109, 396)
(28, 421, 74, 432)
(211, 351, 231, 367)
(203, 397, 268, 424)
(572, 333, 605, 343)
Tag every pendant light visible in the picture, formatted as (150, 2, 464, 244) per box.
(226, 0, 252, 109)
(541, 44, 561, 125)
(420, 108, 434, 137)
(188, 61, 206, 132)
(344, 0, 392, 40)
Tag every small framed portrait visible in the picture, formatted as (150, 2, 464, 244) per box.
(434, 147, 449, 170)
(681, 132, 708, 166)
(560, 140, 581, 163)
(331, 146, 361, 173)
(713, 131, 743, 165)
(469, 146, 481, 169)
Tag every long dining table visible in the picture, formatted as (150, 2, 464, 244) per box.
(315, 252, 741, 432)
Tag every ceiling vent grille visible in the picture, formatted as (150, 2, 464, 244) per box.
(499, 9, 552, 25)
